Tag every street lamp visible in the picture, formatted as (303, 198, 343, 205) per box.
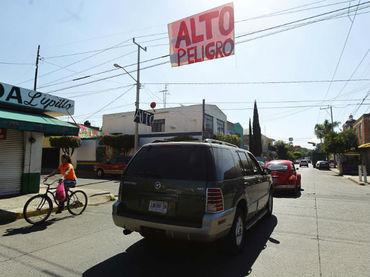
(114, 38, 146, 153)
(113, 63, 140, 152)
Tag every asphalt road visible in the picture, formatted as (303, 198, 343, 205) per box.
(1, 166, 370, 277)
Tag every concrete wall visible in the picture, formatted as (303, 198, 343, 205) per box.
(23, 131, 43, 193)
(76, 139, 97, 161)
(103, 104, 227, 139)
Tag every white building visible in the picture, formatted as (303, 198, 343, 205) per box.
(102, 104, 227, 145)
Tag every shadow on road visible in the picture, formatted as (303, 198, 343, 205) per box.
(273, 189, 302, 199)
(2, 215, 74, 237)
(83, 215, 278, 277)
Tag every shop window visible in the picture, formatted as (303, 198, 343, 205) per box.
(204, 114, 213, 137)
(217, 119, 225, 134)
(151, 119, 165, 132)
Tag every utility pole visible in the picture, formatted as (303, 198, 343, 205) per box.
(320, 105, 334, 131)
(34, 45, 40, 91)
(330, 105, 334, 131)
(133, 38, 147, 152)
(202, 99, 205, 140)
(159, 84, 169, 108)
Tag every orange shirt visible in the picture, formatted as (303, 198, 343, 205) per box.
(58, 163, 76, 180)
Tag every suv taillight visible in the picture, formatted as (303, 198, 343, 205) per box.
(206, 188, 224, 213)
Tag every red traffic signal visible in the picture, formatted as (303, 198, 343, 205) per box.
(150, 102, 156, 109)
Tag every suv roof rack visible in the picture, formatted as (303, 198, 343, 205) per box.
(204, 138, 238, 148)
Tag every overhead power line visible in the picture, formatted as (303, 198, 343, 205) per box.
(322, 0, 361, 101)
(82, 85, 135, 121)
(236, 1, 370, 40)
(143, 79, 370, 86)
(16, 38, 133, 86)
(236, 0, 355, 23)
(38, 49, 137, 89)
(45, 61, 169, 94)
(0, 61, 34, 65)
(39, 54, 170, 90)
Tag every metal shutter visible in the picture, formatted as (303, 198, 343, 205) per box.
(0, 129, 24, 195)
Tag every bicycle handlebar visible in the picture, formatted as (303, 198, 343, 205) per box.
(43, 179, 59, 186)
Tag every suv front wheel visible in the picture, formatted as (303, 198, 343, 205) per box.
(223, 207, 246, 255)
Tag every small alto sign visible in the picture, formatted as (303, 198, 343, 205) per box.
(134, 109, 154, 126)
(168, 2, 234, 67)
(0, 81, 75, 116)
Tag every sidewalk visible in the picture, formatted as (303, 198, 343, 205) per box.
(329, 167, 369, 186)
(0, 182, 116, 225)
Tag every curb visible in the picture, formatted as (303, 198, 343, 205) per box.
(0, 194, 116, 225)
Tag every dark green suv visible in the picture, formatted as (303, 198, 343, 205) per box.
(112, 140, 273, 253)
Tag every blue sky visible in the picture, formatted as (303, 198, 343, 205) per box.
(1, 0, 370, 148)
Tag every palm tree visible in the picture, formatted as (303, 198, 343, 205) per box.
(314, 120, 340, 142)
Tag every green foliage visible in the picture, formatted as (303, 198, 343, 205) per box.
(168, 135, 199, 142)
(274, 140, 289, 160)
(49, 136, 81, 156)
(100, 134, 134, 157)
(322, 130, 358, 154)
(287, 151, 296, 161)
(314, 119, 340, 141)
(293, 151, 302, 160)
(214, 133, 242, 147)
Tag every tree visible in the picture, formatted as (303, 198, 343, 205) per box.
(314, 119, 340, 142)
(214, 133, 242, 147)
(49, 136, 82, 156)
(252, 101, 262, 156)
(275, 140, 289, 160)
(100, 134, 134, 158)
(249, 118, 254, 153)
(322, 130, 357, 154)
(322, 130, 358, 175)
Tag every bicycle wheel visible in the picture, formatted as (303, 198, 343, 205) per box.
(23, 195, 53, 225)
(67, 190, 88, 215)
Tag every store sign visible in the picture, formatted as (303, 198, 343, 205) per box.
(0, 81, 75, 115)
(134, 109, 154, 126)
(168, 3, 234, 67)
(0, 128, 7, 140)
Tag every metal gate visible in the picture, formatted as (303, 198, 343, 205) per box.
(0, 129, 24, 196)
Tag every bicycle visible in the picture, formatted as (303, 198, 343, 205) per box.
(23, 179, 88, 225)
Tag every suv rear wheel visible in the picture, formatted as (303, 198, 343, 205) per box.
(223, 207, 246, 255)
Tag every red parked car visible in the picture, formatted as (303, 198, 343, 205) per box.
(265, 160, 301, 195)
(94, 156, 130, 178)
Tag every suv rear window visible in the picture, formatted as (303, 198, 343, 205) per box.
(267, 163, 289, 170)
(125, 144, 212, 181)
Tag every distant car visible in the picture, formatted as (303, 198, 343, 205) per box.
(316, 161, 329, 170)
(299, 160, 309, 167)
(265, 160, 301, 195)
(329, 160, 337, 168)
(94, 156, 130, 177)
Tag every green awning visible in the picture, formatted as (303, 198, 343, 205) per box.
(0, 109, 79, 136)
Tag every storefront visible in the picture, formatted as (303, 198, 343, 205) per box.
(0, 82, 78, 196)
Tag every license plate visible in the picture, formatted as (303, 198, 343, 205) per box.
(272, 177, 278, 183)
(148, 200, 168, 214)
